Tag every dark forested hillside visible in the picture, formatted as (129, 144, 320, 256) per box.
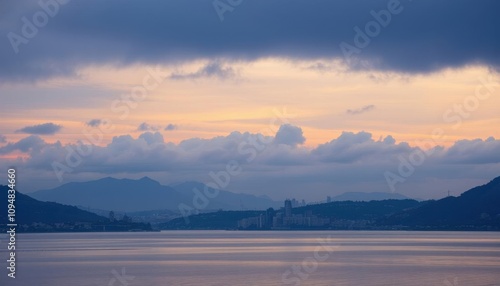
(0, 185, 105, 225)
(0, 185, 152, 232)
(380, 177, 500, 230)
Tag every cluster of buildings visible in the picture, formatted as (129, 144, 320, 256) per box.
(237, 199, 330, 229)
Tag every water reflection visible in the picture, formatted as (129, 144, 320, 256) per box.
(0, 231, 499, 285)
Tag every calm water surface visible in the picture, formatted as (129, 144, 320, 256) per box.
(0, 231, 499, 285)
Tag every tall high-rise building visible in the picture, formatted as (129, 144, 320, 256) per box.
(284, 199, 292, 217)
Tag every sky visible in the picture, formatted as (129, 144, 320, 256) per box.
(0, 0, 499, 201)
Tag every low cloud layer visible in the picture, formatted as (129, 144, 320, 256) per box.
(1, 124, 499, 200)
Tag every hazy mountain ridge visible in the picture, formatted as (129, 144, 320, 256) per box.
(31, 177, 186, 212)
(171, 181, 282, 210)
(30, 177, 281, 212)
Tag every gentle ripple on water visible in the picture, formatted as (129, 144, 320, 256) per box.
(0, 231, 499, 286)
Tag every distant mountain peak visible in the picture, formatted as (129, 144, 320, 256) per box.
(97, 176, 119, 182)
(139, 176, 157, 183)
(96, 176, 160, 185)
(31, 178, 280, 212)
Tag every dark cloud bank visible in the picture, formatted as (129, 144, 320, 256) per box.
(1, 0, 499, 81)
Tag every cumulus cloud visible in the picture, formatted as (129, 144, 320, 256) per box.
(169, 62, 236, 80)
(1, 0, 499, 82)
(165, 124, 177, 131)
(139, 132, 165, 145)
(382, 135, 396, 145)
(0, 135, 46, 154)
(0, 134, 6, 143)
(347, 105, 375, 115)
(16, 123, 62, 135)
(137, 122, 158, 132)
(1, 125, 500, 199)
(3, 127, 499, 170)
(311, 131, 411, 163)
(274, 124, 305, 147)
(440, 137, 500, 164)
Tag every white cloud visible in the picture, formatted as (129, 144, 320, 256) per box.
(439, 137, 500, 164)
(1, 126, 499, 200)
(311, 131, 411, 163)
(0, 135, 47, 154)
(274, 124, 305, 147)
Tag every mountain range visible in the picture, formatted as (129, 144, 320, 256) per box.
(30, 177, 281, 212)
(0, 185, 153, 232)
(2, 176, 500, 232)
(0, 185, 104, 225)
(162, 176, 500, 230)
